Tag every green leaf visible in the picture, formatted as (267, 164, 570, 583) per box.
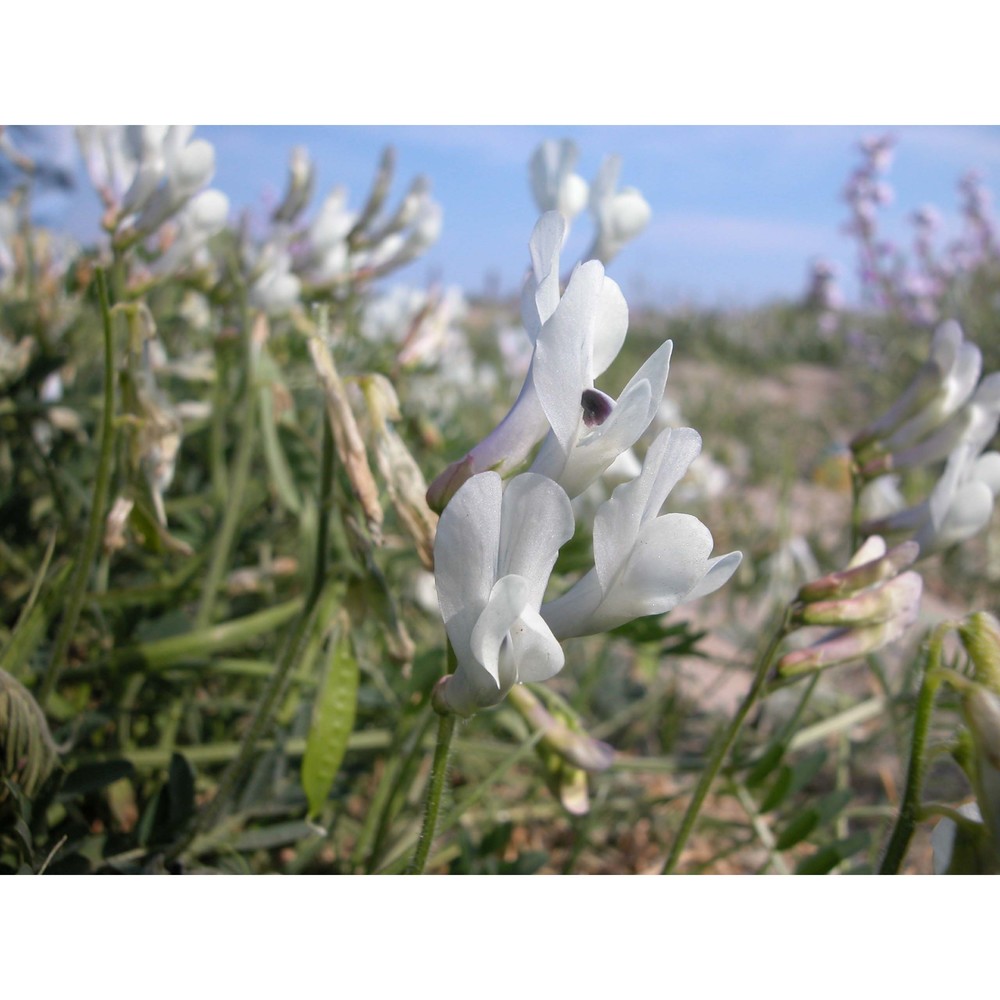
(795, 831, 870, 875)
(786, 748, 828, 797)
(745, 742, 788, 789)
(301, 628, 359, 820)
(233, 820, 319, 853)
(761, 747, 827, 813)
(814, 788, 852, 827)
(167, 752, 196, 830)
(775, 808, 820, 851)
(759, 765, 793, 813)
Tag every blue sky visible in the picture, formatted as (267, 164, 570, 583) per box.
(56, 125, 1000, 309)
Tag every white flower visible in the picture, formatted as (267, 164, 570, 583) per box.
(433, 472, 575, 717)
(855, 321, 1000, 555)
(248, 242, 302, 314)
(149, 189, 229, 277)
(584, 155, 651, 265)
(76, 126, 217, 240)
(529, 339, 673, 498)
(913, 444, 1000, 554)
(541, 427, 741, 639)
(132, 128, 216, 236)
(853, 320, 982, 460)
(529, 139, 589, 222)
(427, 211, 627, 510)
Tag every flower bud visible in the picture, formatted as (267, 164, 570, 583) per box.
(507, 684, 615, 773)
(778, 535, 922, 677)
(958, 612, 1000, 695)
(272, 146, 314, 225)
(777, 614, 918, 676)
(796, 539, 919, 602)
(426, 454, 476, 514)
(963, 686, 1000, 771)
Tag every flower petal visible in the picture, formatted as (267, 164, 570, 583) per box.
(683, 550, 743, 602)
(521, 211, 565, 342)
(540, 568, 605, 641)
(507, 605, 565, 683)
(593, 426, 702, 591)
(470, 575, 531, 687)
(532, 260, 605, 450)
(433, 471, 501, 635)
(533, 340, 673, 499)
(592, 513, 716, 629)
(497, 473, 575, 607)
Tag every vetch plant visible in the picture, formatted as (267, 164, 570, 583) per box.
(5, 126, 999, 878)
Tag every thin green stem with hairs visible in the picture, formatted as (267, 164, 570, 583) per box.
(879, 622, 950, 874)
(406, 642, 459, 874)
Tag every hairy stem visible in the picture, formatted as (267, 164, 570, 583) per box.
(879, 623, 948, 874)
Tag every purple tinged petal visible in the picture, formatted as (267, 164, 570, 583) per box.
(798, 539, 918, 601)
(795, 572, 923, 626)
(581, 388, 615, 427)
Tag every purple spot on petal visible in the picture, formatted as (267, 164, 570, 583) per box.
(581, 389, 612, 428)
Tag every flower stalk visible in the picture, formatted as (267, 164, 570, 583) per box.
(879, 623, 950, 873)
(39, 268, 117, 710)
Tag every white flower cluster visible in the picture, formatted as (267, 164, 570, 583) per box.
(854, 320, 1000, 555)
(247, 147, 442, 314)
(528, 139, 651, 266)
(76, 126, 229, 277)
(428, 211, 740, 717)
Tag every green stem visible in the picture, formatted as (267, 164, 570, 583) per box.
(194, 291, 256, 630)
(662, 608, 791, 874)
(171, 583, 338, 858)
(405, 712, 457, 874)
(878, 624, 948, 874)
(172, 386, 339, 859)
(39, 269, 117, 710)
(357, 705, 436, 873)
(310, 415, 335, 605)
